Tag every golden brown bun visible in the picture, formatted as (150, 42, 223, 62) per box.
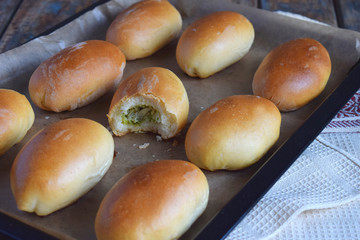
(106, 0, 182, 60)
(95, 160, 209, 240)
(10, 118, 114, 216)
(29, 40, 126, 112)
(176, 11, 254, 78)
(253, 38, 331, 112)
(107, 67, 189, 139)
(0, 89, 34, 156)
(185, 95, 281, 171)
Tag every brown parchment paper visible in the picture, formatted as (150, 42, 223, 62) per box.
(1, 0, 360, 239)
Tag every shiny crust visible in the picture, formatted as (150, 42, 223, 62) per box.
(252, 38, 332, 112)
(185, 95, 281, 171)
(10, 118, 114, 216)
(107, 67, 189, 139)
(0, 89, 34, 156)
(95, 160, 209, 240)
(106, 0, 182, 60)
(29, 40, 126, 112)
(176, 11, 254, 78)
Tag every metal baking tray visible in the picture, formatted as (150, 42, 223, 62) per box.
(1, 1, 360, 239)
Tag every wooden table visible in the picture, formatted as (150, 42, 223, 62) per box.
(1, 0, 360, 54)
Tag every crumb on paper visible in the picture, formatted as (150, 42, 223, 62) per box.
(172, 140, 178, 147)
(44, 116, 50, 120)
(139, 143, 150, 149)
(152, 155, 156, 158)
(200, 106, 204, 110)
(156, 135, 162, 142)
(133, 143, 137, 147)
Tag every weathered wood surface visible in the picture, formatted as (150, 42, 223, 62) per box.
(0, 0, 98, 53)
(260, 0, 338, 26)
(1, 0, 359, 54)
(335, 0, 360, 31)
(0, 0, 22, 41)
(229, 0, 258, 7)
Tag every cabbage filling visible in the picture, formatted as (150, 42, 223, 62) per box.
(121, 105, 161, 125)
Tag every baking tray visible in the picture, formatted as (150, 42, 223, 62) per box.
(1, 0, 360, 239)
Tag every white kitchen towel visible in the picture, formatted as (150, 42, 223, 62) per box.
(225, 131, 360, 240)
(269, 197, 360, 240)
(265, 132, 360, 240)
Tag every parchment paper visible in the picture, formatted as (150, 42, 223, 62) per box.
(1, 0, 360, 239)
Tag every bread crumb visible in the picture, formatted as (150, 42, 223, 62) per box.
(172, 140, 178, 147)
(166, 148, 172, 152)
(139, 143, 150, 149)
(152, 155, 156, 158)
(156, 135, 162, 142)
(44, 116, 50, 119)
(133, 143, 137, 147)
